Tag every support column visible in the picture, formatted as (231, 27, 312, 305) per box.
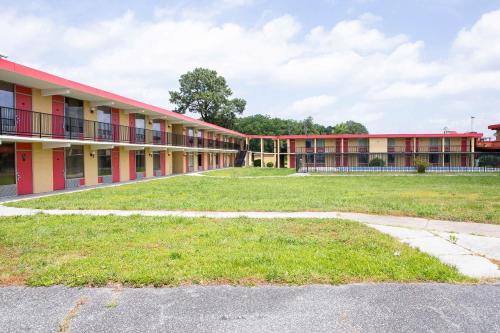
(313, 138, 317, 168)
(260, 138, 264, 168)
(277, 139, 280, 169)
(442, 137, 445, 167)
(340, 138, 344, 166)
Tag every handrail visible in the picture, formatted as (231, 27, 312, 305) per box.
(0, 106, 241, 150)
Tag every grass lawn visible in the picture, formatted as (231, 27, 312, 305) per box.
(8, 174, 500, 224)
(0, 215, 469, 286)
(204, 167, 295, 177)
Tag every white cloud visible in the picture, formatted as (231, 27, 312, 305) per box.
(1, 6, 499, 133)
(290, 95, 337, 113)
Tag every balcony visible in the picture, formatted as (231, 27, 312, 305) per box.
(0, 106, 241, 151)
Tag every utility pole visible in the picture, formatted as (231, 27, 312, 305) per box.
(470, 116, 475, 132)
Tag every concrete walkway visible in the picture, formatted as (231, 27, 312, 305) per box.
(1, 205, 499, 278)
(1, 284, 499, 333)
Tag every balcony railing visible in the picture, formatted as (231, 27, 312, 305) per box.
(0, 106, 241, 150)
(295, 145, 472, 153)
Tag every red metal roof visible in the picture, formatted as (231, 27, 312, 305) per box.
(488, 124, 500, 130)
(0, 59, 246, 137)
(248, 133, 483, 140)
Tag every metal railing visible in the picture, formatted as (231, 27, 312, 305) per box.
(0, 106, 241, 150)
(295, 152, 500, 173)
(295, 145, 473, 154)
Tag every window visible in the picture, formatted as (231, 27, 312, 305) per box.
(65, 146, 84, 179)
(97, 106, 112, 141)
(316, 154, 325, 165)
(153, 151, 161, 172)
(0, 81, 15, 134)
(152, 120, 162, 144)
(197, 130, 203, 147)
(188, 153, 194, 171)
(388, 154, 395, 165)
(98, 149, 112, 176)
(187, 128, 194, 147)
(198, 153, 203, 168)
(444, 153, 450, 165)
(388, 138, 396, 153)
(0, 143, 15, 185)
(444, 138, 451, 152)
(305, 139, 313, 149)
(316, 139, 325, 147)
(135, 114, 145, 143)
(65, 97, 84, 138)
(358, 138, 368, 153)
(430, 138, 440, 152)
(429, 154, 439, 165)
(135, 150, 145, 173)
(306, 154, 314, 164)
(358, 153, 369, 166)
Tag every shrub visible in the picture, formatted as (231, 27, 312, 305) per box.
(478, 155, 500, 168)
(266, 162, 274, 168)
(369, 158, 385, 167)
(253, 159, 261, 167)
(414, 158, 431, 173)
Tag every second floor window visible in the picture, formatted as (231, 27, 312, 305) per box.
(135, 114, 145, 143)
(97, 107, 112, 140)
(0, 81, 14, 134)
(65, 97, 84, 137)
(305, 139, 313, 149)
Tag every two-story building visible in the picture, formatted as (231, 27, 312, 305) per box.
(0, 59, 246, 197)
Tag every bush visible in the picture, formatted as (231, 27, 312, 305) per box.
(253, 159, 261, 167)
(478, 155, 500, 168)
(414, 158, 431, 173)
(369, 158, 385, 167)
(266, 162, 274, 168)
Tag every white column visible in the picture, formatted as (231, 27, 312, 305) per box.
(260, 138, 264, 168)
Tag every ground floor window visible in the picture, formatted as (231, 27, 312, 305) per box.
(136, 150, 145, 173)
(358, 154, 369, 166)
(65, 146, 84, 179)
(388, 153, 395, 165)
(306, 154, 314, 164)
(315, 154, 325, 165)
(429, 153, 439, 165)
(444, 153, 450, 165)
(188, 153, 194, 171)
(216, 153, 220, 168)
(98, 149, 112, 176)
(153, 151, 161, 172)
(0, 143, 15, 185)
(198, 153, 202, 168)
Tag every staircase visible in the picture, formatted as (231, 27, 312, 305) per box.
(235, 150, 248, 167)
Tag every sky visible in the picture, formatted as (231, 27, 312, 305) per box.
(1, 0, 500, 136)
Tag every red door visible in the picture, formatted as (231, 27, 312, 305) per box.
(112, 148, 120, 182)
(16, 144, 33, 195)
(289, 139, 296, 168)
(405, 138, 412, 167)
(160, 151, 166, 175)
(52, 96, 65, 138)
(335, 139, 341, 166)
(15, 87, 32, 137)
(461, 138, 468, 167)
(111, 108, 120, 142)
(53, 149, 65, 190)
(129, 113, 135, 143)
(343, 139, 349, 166)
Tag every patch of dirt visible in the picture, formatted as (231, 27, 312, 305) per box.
(0, 274, 26, 286)
(58, 296, 89, 333)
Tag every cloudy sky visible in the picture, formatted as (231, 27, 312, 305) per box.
(1, 0, 499, 136)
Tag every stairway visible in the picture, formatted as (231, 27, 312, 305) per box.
(235, 150, 248, 167)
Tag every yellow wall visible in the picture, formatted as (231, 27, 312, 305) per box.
(172, 151, 184, 174)
(32, 89, 52, 114)
(119, 111, 129, 127)
(32, 143, 53, 193)
(119, 147, 130, 181)
(369, 138, 387, 153)
(145, 148, 154, 177)
(84, 145, 98, 186)
(165, 151, 173, 175)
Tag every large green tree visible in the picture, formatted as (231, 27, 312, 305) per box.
(169, 68, 246, 128)
(331, 120, 369, 134)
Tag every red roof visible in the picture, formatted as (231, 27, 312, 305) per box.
(488, 124, 500, 130)
(248, 133, 483, 140)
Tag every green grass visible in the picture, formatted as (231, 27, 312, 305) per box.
(0, 215, 469, 286)
(204, 167, 295, 177)
(8, 174, 500, 224)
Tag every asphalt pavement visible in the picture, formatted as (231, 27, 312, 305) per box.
(1, 283, 499, 333)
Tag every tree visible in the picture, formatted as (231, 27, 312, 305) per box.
(331, 120, 368, 134)
(169, 68, 246, 129)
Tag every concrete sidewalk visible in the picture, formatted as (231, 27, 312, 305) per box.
(1, 284, 499, 333)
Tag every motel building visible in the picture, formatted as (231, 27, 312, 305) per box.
(0, 58, 497, 198)
(0, 59, 246, 197)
